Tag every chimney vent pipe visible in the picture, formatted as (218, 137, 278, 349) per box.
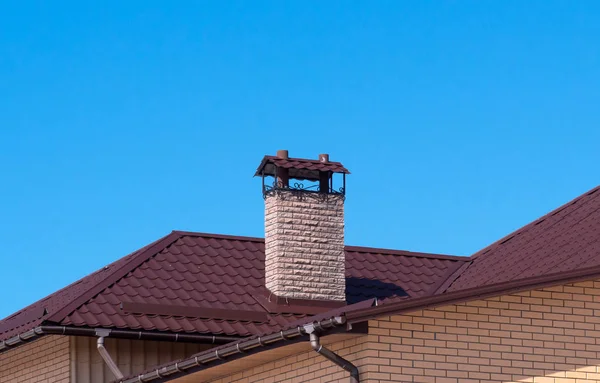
(277, 150, 289, 159)
(319, 154, 329, 163)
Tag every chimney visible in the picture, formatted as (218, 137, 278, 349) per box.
(255, 151, 350, 302)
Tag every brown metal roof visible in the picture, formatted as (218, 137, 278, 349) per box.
(0, 231, 465, 342)
(109, 184, 600, 383)
(121, 184, 600, 383)
(0, 235, 169, 341)
(6, 184, 600, 353)
(116, 256, 600, 383)
(446, 185, 600, 292)
(8, 182, 600, 380)
(254, 155, 350, 181)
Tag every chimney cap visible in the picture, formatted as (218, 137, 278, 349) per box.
(254, 152, 350, 181)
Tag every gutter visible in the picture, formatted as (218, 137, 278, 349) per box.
(118, 316, 347, 383)
(0, 325, 240, 353)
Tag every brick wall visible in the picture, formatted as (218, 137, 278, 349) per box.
(202, 279, 600, 383)
(0, 335, 70, 383)
(265, 191, 345, 301)
(366, 279, 600, 383)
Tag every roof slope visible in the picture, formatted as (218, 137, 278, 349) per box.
(0, 232, 466, 342)
(0, 234, 178, 341)
(447, 185, 600, 292)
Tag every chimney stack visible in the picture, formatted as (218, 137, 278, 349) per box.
(255, 151, 350, 302)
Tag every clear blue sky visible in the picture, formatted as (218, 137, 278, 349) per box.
(1, 1, 600, 319)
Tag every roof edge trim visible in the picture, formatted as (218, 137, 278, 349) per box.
(46, 232, 183, 323)
(170, 230, 265, 242)
(470, 184, 600, 259)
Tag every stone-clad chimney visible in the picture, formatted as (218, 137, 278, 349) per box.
(255, 150, 350, 302)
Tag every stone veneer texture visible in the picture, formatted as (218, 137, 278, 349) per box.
(265, 191, 345, 301)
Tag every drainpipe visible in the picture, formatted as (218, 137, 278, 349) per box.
(304, 324, 359, 383)
(96, 329, 124, 380)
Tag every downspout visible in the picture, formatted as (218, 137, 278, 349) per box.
(304, 324, 359, 383)
(96, 329, 124, 380)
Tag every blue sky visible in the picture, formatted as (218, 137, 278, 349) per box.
(1, 1, 600, 319)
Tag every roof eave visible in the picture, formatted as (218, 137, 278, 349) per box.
(0, 325, 241, 354)
(115, 298, 377, 383)
(116, 316, 354, 383)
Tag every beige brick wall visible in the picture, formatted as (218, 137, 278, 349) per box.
(202, 279, 600, 383)
(0, 335, 70, 383)
(367, 279, 600, 383)
(265, 191, 345, 301)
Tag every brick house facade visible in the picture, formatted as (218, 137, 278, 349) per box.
(207, 280, 600, 383)
(2, 151, 600, 383)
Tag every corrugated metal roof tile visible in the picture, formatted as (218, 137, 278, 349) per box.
(447, 185, 600, 292)
(1, 231, 466, 341)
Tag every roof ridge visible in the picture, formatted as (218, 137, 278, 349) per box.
(503, 197, 600, 282)
(447, 184, 600, 292)
(0, 236, 164, 324)
(264, 155, 346, 164)
(344, 245, 466, 261)
(44, 232, 182, 324)
(470, 184, 600, 259)
(172, 231, 466, 261)
(171, 230, 265, 242)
